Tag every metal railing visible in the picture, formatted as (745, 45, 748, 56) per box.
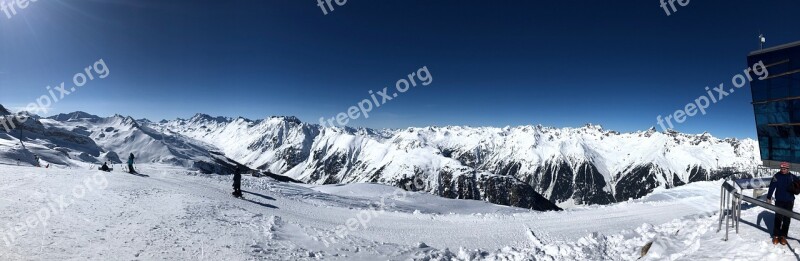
(719, 176, 800, 241)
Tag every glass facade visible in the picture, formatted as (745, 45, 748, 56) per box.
(749, 41, 800, 163)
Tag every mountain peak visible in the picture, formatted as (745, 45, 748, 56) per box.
(267, 116, 302, 125)
(48, 111, 101, 122)
(190, 113, 232, 123)
(0, 104, 10, 115)
(582, 123, 603, 130)
(109, 114, 141, 128)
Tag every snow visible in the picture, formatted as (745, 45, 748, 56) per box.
(38, 114, 235, 170)
(153, 117, 760, 206)
(1, 106, 761, 211)
(0, 110, 240, 175)
(3, 164, 797, 260)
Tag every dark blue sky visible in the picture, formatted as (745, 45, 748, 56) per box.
(1, 0, 799, 138)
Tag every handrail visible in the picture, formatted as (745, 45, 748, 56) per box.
(722, 180, 800, 220)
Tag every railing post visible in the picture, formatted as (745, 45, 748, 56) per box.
(718, 186, 724, 232)
(736, 192, 742, 233)
(724, 190, 730, 241)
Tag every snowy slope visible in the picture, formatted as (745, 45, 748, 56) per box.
(0, 112, 103, 167)
(0, 108, 242, 174)
(1, 164, 795, 260)
(155, 115, 760, 207)
(41, 112, 242, 174)
(155, 114, 319, 173)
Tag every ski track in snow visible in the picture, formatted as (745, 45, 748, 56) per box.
(1, 164, 799, 260)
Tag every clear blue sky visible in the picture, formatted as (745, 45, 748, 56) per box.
(1, 0, 799, 138)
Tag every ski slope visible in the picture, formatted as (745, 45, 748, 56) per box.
(1, 164, 798, 260)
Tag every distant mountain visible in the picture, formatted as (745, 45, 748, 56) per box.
(0, 104, 10, 115)
(152, 115, 760, 208)
(47, 111, 102, 122)
(0, 104, 241, 174)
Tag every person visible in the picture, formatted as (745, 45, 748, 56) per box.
(767, 161, 800, 245)
(232, 165, 242, 198)
(127, 153, 136, 174)
(100, 162, 111, 172)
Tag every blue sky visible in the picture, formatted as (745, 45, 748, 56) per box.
(1, 0, 799, 138)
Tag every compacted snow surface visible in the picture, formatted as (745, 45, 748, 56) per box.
(1, 164, 799, 260)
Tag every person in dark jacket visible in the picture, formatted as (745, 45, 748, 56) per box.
(100, 162, 111, 172)
(232, 166, 242, 198)
(127, 153, 136, 174)
(767, 161, 800, 245)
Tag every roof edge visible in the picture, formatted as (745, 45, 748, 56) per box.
(749, 40, 800, 56)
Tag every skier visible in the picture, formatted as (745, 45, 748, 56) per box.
(232, 165, 242, 198)
(127, 153, 136, 174)
(767, 161, 800, 245)
(100, 162, 111, 172)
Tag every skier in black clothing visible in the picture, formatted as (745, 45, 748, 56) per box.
(232, 166, 242, 198)
(127, 153, 136, 174)
(767, 161, 800, 245)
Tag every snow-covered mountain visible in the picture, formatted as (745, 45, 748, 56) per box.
(0, 103, 761, 210)
(0, 108, 241, 174)
(0, 104, 10, 115)
(152, 114, 761, 208)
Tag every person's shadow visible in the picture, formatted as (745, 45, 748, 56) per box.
(243, 198, 278, 209)
(244, 190, 275, 201)
(239, 190, 278, 209)
(755, 210, 775, 234)
(739, 211, 773, 240)
(129, 172, 150, 177)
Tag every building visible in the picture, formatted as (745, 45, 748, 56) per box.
(749, 41, 800, 168)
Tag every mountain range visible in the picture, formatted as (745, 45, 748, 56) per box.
(0, 105, 761, 210)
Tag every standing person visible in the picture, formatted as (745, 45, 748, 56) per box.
(232, 166, 242, 198)
(767, 162, 800, 245)
(127, 153, 136, 174)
